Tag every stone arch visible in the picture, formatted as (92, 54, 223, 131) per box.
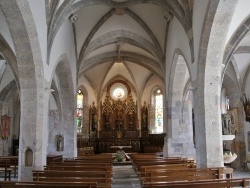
(79, 52, 164, 79)
(194, 0, 238, 168)
(0, 34, 19, 90)
(50, 80, 62, 121)
(165, 49, 194, 158)
(223, 16, 250, 77)
(46, 78, 63, 155)
(54, 55, 76, 158)
(100, 75, 137, 102)
(243, 64, 250, 93)
(0, 80, 19, 155)
(0, 80, 18, 115)
(167, 50, 190, 137)
(0, 0, 46, 180)
(80, 30, 163, 68)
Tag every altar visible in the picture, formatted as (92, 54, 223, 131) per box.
(111, 145, 132, 162)
(87, 80, 164, 154)
(110, 145, 132, 151)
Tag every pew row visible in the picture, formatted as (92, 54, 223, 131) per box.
(33, 170, 112, 188)
(138, 163, 196, 177)
(0, 181, 97, 188)
(142, 178, 250, 188)
(140, 167, 224, 184)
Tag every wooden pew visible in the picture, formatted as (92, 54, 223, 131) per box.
(0, 156, 18, 178)
(46, 155, 63, 165)
(142, 178, 250, 188)
(0, 159, 13, 181)
(33, 170, 112, 188)
(140, 167, 224, 186)
(48, 161, 112, 168)
(63, 154, 113, 164)
(44, 165, 112, 172)
(139, 163, 196, 177)
(0, 181, 98, 187)
(132, 159, 195, 174)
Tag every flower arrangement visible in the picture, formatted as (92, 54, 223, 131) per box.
(115, 150, 125, 162)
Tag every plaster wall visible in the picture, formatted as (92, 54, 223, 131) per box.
(226, 0, 250, 43)
(0, 8, 15, 53)
(79, 76, 96, 105)
(165, 18, 191, 93)
(192, 0, 209, 81)
(93, 14, 153, 44)
(48, 21, 76, 89)
(142, 75, 164, 105)
(0, 64, 15, 91)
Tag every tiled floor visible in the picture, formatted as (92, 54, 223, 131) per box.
(233, 170, 250, 178)
(112, 165, 141, 188)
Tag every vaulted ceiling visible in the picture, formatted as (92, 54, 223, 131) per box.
(46, 0, 194, 94)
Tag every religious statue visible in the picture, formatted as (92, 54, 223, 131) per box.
(56, 134, 64, 151)
(90, 102, 98, 131)
(141, 101, 148, 130)
(222, 114, 232, 135)
(225, 96, 230, 110)
(243, 94, 250, 123)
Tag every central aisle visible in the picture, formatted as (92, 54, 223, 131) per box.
(112, 165, 141, 188)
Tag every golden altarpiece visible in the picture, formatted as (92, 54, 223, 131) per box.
(98, 81, 140, 153)
(78, 80, 165, 154)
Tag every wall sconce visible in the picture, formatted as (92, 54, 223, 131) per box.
(243, 94, 250, 123)
(69, 14, 78, 23)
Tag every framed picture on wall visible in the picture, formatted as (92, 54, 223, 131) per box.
(228, 108, 238, 135)
(248, 131, 250, 152)
(1, 115, 10, 140)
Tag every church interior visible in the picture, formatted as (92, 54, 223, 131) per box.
(1, 0, 250, 185)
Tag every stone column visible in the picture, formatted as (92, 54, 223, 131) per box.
(193, 0, 237, 168)
(193, 82, 223, 168)
(19, 86, 49, 180)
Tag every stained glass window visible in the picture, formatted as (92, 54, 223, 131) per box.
(77, 89, 83, 133)
(155, 89, 163, 133)
(113, 88, 125, 98)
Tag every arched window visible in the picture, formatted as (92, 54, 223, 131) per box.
(77, 89, 84, 133)
(154, 89, 163, 133)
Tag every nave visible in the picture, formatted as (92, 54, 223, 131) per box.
(1, 153, 250, 188)
(1, 164, 250, 188)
